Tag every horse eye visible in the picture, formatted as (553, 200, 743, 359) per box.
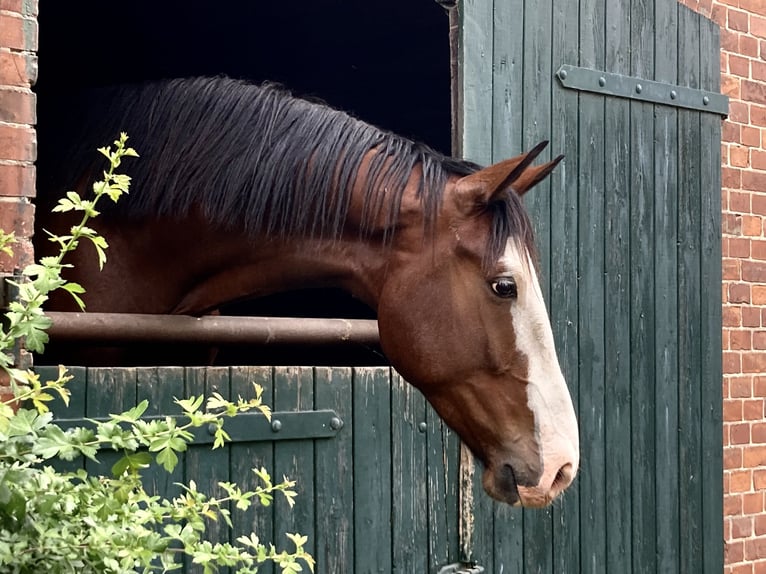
(491, 277, 517, 299)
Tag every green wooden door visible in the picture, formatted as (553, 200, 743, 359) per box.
(456, 0, 724, 572)
(45, 365, 463, 574)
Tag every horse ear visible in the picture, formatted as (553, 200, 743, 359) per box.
(454, 141, 559, 210)
(512, 154, 564, 197)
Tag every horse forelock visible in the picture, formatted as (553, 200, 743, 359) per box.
(484, 191, 537, 272)
(42, 76, 534, 264)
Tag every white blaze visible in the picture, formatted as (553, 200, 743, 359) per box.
(499, 240, 579, 485)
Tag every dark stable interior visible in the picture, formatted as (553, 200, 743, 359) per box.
(35, 1, 452, 365)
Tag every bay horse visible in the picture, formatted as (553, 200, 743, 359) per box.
(35, 77, 578, 507)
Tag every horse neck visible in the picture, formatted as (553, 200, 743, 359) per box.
(162, 222, 394, 316)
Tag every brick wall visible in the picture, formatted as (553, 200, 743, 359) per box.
(678, 0, 766, 572)
(0, 0, 37, 400)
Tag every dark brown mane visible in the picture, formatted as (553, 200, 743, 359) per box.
(37, 76, 535, 265)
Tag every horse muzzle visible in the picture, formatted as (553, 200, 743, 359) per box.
(482, 457, 577, 507)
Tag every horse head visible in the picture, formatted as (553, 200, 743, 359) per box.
(376, 143, 579, 507)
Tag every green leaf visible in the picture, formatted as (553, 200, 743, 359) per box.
(111, 400, 149, 422)
(112, 451, 152, 476)
(156, 446, 179, 473)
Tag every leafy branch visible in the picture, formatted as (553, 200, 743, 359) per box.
(0, 135, 314, 574)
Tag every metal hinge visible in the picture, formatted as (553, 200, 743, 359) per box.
(56, 409, 343, 446)
(437, 563, 484, 574)
(556, 64, 729, 116)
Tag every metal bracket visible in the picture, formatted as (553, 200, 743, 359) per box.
(56, 409, 343, 447)
(437, 563, 485, 574)
(556, 64, 729, 116)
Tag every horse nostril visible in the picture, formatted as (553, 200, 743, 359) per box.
(552, 463, 575, 492)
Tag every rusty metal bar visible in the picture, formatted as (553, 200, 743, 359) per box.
(45, 312, 380, 346)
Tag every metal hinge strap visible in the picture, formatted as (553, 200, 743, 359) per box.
(556, 65, 729, 116)
(55, 409, 343, 446)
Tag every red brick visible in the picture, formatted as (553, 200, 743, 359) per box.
(745, 491, 765, 513)
(725, 167, 744, 188)
(0, 124, 35, 162)
(727, 120, 744, 142)
(731, 100, 751, 123)
(724, 259, 741, 281)
(743, 261, 766, 282)
(755, 330, 766, 348)
(731, 283, 752, 303)
(746, 538, 766, 562)
(725, 398, 744, 421)
(745, 398, 766, 419)
(728, 446, 745, 469)
(0, 164, 34, 198)
(731, 191, 752, 212)
(754, 422, 766, 443)
(745, 445, 766, 466)
(731, 468, 753, 491)
(731, 53, 752, 77)
(755, 376, 766, 396)
(743, 125, 762, 146)
(744, 79, 766, 104)
(733, 375, 754, 395)
(743, 352, 766, 372)
(742, 34, 760, 58)
(0, 236, 32, 273)
(733, 516, 754, 538)
(744, 214, 763, 235)
(742, 0, 766, 18)
(725, 306, 743, 327)
(728, 539, 746, 565)
(0, 14, 25, 51)
(726, 351, 743, 373)
(723, 28, 741, 53)
(755, 149, 766, 170)
(744, 306, 761, 327)
(724, 213, 743, 234)
(733, 424, 752, 445)
(0, 50, 33, 87)
(0, 88, 35, 124)
(727, 493, 744, 516)
(755, 15, 766, 39)
(0, 198, 33, 238)
(744, 170, 766, 191)
(0, 0, 22, 12)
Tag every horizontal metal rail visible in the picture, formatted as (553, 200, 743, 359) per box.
(45, 312, 380, 346)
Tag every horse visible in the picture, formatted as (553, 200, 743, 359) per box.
(35, 76, 579, 507)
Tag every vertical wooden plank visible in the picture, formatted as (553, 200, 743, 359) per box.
(519, 1, 555, 568)
(653, 1, 680, 571)
(391, 372, 428, 573)
(491, 0, 524, 160)
(136, 367, 185, 501)
(677, 8, 703, 574)
(230, 366, 275, 574)
(353, 367, 392, 574)
(314, 367, 354, 574)
(184, 367, 232, 574)
(456, 0, 495, 569)
(493, 505, 523, 574)
(273, 367, 315, 563)
(578, 0, 607, 570)
(629, 0, 657, 572)
(85, 368, 137, 477)
(426, 403, 460, 573)
(603, 0, 632, 571)
(457, 0, 494, 164)
(550, 0, 581, 569)
(47, 366, 88, 473)
(699, 17, 725, 574)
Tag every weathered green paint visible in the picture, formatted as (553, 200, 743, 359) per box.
(456, 0, 723, 572)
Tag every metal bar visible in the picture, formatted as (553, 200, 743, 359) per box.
(55, 409, 343, 444)
(556, 65, 729, 116)
(45, 312, 380, 346)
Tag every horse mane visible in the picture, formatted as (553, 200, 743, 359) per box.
(38, 76, 534, 266)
